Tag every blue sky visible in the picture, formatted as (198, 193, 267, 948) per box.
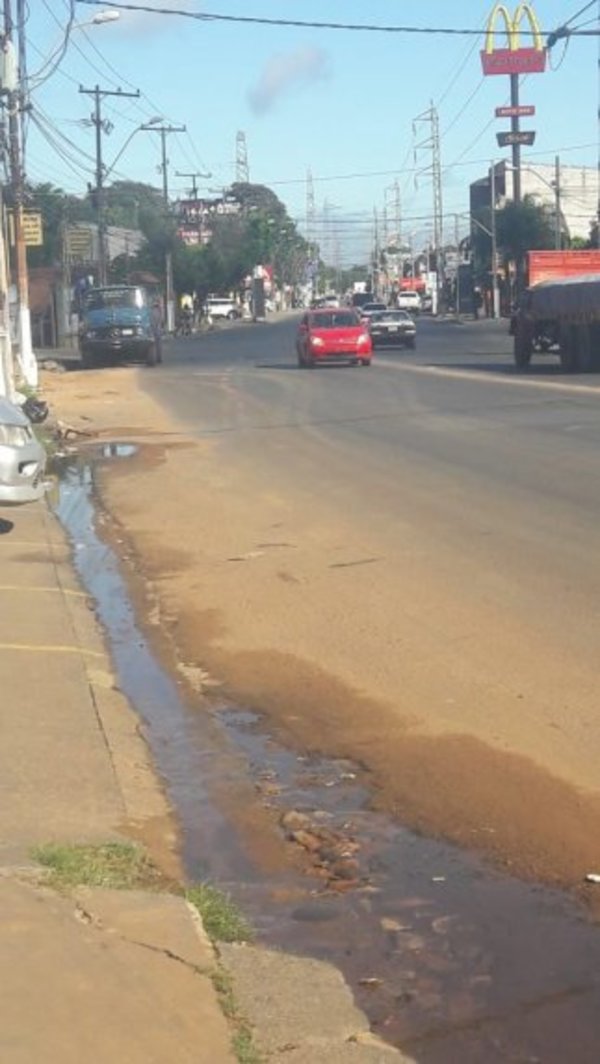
(27, 1, 599, 263)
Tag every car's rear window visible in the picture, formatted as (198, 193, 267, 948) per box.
(372, 311, 410, 322)
(309, 312, 359, 329)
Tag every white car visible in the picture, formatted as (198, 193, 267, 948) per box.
(0, 397, 47, 506)
(204, 297, 241, 321)
(397, 291, 421, 315)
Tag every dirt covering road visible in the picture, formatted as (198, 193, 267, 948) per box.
(43, 360, 600, 904)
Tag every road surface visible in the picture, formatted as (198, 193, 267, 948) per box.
(125, 314, 600, 886)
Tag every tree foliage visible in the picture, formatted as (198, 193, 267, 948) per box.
(25, 178, 307, 297)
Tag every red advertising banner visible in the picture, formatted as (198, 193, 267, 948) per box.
(481, 4, 546, 76)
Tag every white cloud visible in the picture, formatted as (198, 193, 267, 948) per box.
(248, 46, 331, 116)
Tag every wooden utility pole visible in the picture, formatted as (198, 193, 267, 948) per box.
(3, 0, 35, 386)
(142, 123, 185, 332)
(79, 85, 140, 284)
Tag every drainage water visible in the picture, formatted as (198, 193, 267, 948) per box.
(54, 448, 600, 1063)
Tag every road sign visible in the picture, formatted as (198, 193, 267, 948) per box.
(495, 105, 535, 118)
(497, 130, 536, 147)
(8, 210, 43, 247)
(481, 4, 546, 76)
(65, 225, 94, 261)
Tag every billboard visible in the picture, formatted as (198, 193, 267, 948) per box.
(481, 4, 546, 76)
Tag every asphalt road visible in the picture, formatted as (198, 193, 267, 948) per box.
(139, 313, 600, 870)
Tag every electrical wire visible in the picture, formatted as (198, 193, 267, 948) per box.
(74, 1, 557, 37)
(30, 0, 76, 86)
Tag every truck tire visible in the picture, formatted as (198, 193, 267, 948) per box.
(575, 323, 594, 372)
(80, 346, 96, 370)
(146, 341, 159, 367)
(558, 325, 578, 372)
(513, 322, 533, 368)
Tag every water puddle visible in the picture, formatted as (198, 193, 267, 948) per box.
(53, 445, 600, 1063)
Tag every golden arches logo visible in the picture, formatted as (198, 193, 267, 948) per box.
(481, 2, 546, 75)
(484, 3, 544, 54)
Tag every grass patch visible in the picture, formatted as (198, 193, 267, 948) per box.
(186, 883, 253, 943)
(33, 842, 162, 892)
(211, 970, 263, 1064)
(232, 1027, 263, 1064)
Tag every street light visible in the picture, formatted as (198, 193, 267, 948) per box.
(30, 11, 121, 85)
(105, 116, 162, 179)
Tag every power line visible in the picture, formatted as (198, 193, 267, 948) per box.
(75, 1, 561, 37)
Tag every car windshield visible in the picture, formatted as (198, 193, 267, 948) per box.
(309, 312, 358, 329)
(363, 304, 386, 312)
(84, 287, 145, 311)
(372, 311, 410, 322)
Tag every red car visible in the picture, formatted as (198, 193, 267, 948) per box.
(296, 308, 372, 368)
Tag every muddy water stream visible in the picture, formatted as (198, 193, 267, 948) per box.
(54, 446, 600, 1063)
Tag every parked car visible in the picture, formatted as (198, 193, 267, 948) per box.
(0, 397, 47, 506)
(351, 291, 374, 311)
(204, 297, 241, 320)
(359, 301, 387, 324)
(369, 309, 416, 349)
(296, 309, 372, 367)
(79, 285, 162, 368)
(397, 290, 421, 315)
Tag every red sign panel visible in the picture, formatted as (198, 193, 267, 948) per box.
(481, 47, 546, 75)
(528, 250, 600, 287)
(481, 4, 546, 76)
(495, 104, 535, 118)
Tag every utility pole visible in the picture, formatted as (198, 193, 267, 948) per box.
(373, 207, 379, 297)
(235, 130, 249, 183)
(413, 103, 443, 312)
(454, 214, 461, 317)
(554, 154, 561, 250)
(394, 179, 402, 246)
(80, 85, 140, 285)
(3, 0, 36, 386)
(142, 123, 185, 333)
(0, 185, 14, 396)
(491, 162, 500, 319)
(175, 171, 210, 199)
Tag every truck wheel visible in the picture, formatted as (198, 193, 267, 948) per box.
(513, 324, 533, 368)
(559, 325, 578, 372)
(146, 342, 158, 367)
(80, 346, 95, 370)
(575, 324, 594, 372)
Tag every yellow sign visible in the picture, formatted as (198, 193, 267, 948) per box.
(65, 226, 94, 261)
(8, 209, 43, 247)
(484, 3, 543, 53)
(481, 4, 546, 74)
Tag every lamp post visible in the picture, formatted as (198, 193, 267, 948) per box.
(29, 10, 120, 86)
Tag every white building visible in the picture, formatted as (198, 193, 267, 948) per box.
(493, 161, 597, 242)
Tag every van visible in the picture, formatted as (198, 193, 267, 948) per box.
(397, 290, 421, 316)
(204, 297, 241, 320)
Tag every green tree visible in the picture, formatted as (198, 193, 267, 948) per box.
(495, 195, 555, 268)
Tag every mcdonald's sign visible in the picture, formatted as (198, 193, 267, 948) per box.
(481, 3, 546, 76)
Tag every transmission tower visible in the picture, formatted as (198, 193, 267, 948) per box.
(306, 168, 316, 245)
(236, 131, 249, 183)
(413, 102, 443, 283)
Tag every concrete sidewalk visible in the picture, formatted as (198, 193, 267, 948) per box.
(0, 499, 235, 1062)
(0, 492, 413, 1064)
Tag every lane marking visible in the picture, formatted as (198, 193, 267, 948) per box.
(380, 359, 600, 397)
(0, 643, 104, 659)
